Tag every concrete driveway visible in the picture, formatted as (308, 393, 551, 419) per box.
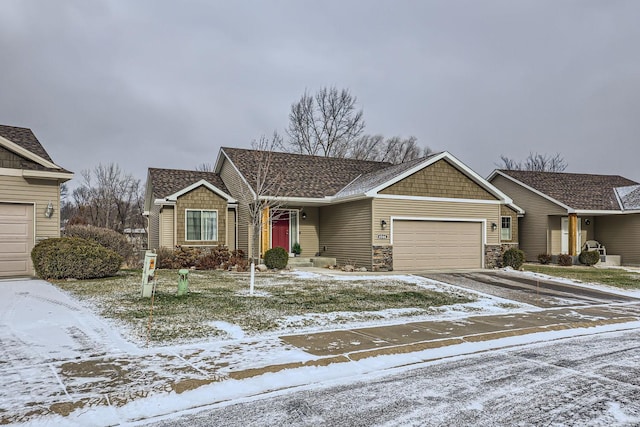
(419, 271, 638, 308)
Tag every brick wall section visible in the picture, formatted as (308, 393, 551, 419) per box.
(500, 205, 519, 243)
(485, 243, 520, 268)
(379, 159, 497, 200)
(372, 245, 393, 271)
(175, 186, 227, 246)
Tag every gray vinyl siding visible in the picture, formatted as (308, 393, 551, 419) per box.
(319, 199, 372, 269)
(596, 214, 640, 265)
(0, 175, 60, 240)
(219, 158, 252, 255)
(298, 206, 319, 257)
(148, 203, 160, 250)
(227, 208, 236, 251)
(372, 198, 500, 246)
(491, 175, 566, 261)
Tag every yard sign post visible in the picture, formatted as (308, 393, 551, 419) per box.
(141, 251, 157, 298)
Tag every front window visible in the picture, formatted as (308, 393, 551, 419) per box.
(186, 210, 218, 241)
(501, 216, 511, 241)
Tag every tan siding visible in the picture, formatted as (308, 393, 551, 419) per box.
(549, 216, 562, 254)
(500, 205, 518, 243)
(491, 175, 567, 260)
(219, 159, 252, 254)
(299, 207, 319, 257)
(159, 206, 174, 248)
(373, 198, 500, 246)
(320, 199, 372, 269)
(596, 214, 640, 265)
(0, 175, 61, 240)
(227, 208, 236, 251)
(175, 186, 227, 246)
(148, 204, 161, 250)
(380, 159, 496, 200)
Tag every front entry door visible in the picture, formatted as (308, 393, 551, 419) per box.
(561, 217, 582, 254)
(272, 212, 290, 252)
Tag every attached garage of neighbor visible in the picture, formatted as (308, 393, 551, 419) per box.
(0, 203, 34, 277)
(392, 219, 484, 271)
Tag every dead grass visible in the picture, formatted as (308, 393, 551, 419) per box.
(524, 264, 640, 289)
(53, 270, 473, 345)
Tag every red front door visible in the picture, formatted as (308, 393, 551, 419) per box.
(271, 212, 290, 252)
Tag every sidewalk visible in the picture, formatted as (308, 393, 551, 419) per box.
(4, 302, 640, 425)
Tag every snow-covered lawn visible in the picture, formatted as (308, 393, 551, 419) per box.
(52, 269, 534, 346)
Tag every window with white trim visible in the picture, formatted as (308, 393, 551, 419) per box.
(501, 216, 511, 241)
(186, 210, 218, 241)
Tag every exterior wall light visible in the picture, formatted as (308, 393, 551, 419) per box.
(491, 222, 497, 231)
(301, 211, 307, 220)
(381, 219, 387, 229)
(44, 201, 54, 218)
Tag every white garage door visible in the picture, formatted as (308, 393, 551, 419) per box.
(393, 220, 483, 271)
(0, 203, 34, 277)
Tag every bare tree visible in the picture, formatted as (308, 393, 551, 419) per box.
(195, 162, 215, 172)
(233, 132, 287, 294)
(287, 86, 365, 157)
(349, 135, 433, 164)
(70, 163, 144, 232)
(497, 152, 568, 172)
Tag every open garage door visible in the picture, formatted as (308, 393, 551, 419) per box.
(0, 203, 34, 277)
(393, 220, 483, 271)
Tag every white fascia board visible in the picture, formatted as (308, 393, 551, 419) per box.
(154, 198, 176, 206)
(166, 179, 237, 203)
(490, 170, 573, 212)
(257, 195, 335, 205)
(573, 209, 628, 215)
(22, 169, 74, 181)
(507, 202, 525, 215)
(0, 167, 23, 177)
(219, 148, 257, 199)
(373, 193, 502, 205)
(0, 135, 61, 170)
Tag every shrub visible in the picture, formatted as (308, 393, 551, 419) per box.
(292, 242, 301, 255)
(557, 253, 573, 266)
(31, 237, 122, 280)
(537, 253, 552, 265)
(264, 246, 288, 269)
(64, 225, 134, 264)
(579, 250, 600, 266)
(157, 246, 247, 271)
(502, 247, 525, 269)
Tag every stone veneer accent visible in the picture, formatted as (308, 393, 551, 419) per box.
(372, 245, 393, 271)
(485, 243, 520, 268)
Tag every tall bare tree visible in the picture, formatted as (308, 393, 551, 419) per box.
(497, 152, 568, 172)
(349, 135, 432, 164)
(287, 86, 365, 157)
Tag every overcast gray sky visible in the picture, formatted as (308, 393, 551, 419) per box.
(1, 0, 639, 187)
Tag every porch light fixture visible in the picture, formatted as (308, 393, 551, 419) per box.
(491, 222, 497, 231)
(301, 211, 307, 220)
(44, 201, 54, 218)
(584, 219, 591, 225)
(380, 219, 387, 229)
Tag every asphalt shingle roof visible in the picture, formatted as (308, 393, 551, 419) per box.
(148, 168, 231, 199)
(221, 147, 392, 198)
(616, 185, 640, 210)
(0, 124, 71, 173)
(499, 170, 639, 211)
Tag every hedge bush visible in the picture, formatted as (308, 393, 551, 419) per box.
(264, 246, 288, 269)
(579, 250, 600, 266)
(502, 247, 525, 269)
(557, 253, 573, 266)
(64, 225, 134, 264)
(156, 246, 247, 271)
(31, 237, 123, 280)
(537, 253, 552, 265)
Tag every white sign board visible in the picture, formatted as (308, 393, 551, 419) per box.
(141, 251, 157, 298)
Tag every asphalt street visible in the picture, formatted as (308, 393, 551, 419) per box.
(146, 328, 640, 427)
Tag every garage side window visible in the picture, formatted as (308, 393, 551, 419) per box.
(186, 210, 218, 241)
(501, 216, 511, 241)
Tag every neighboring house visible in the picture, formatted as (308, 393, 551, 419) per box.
(146, 147, 523, 271)
(0, 124, 73, 277)
(489, 170, 640, 265)
(144, 168, 237, 251)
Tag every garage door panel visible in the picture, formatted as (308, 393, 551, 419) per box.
(0, 203, 34, 277)
(394, 220, 482, 271)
